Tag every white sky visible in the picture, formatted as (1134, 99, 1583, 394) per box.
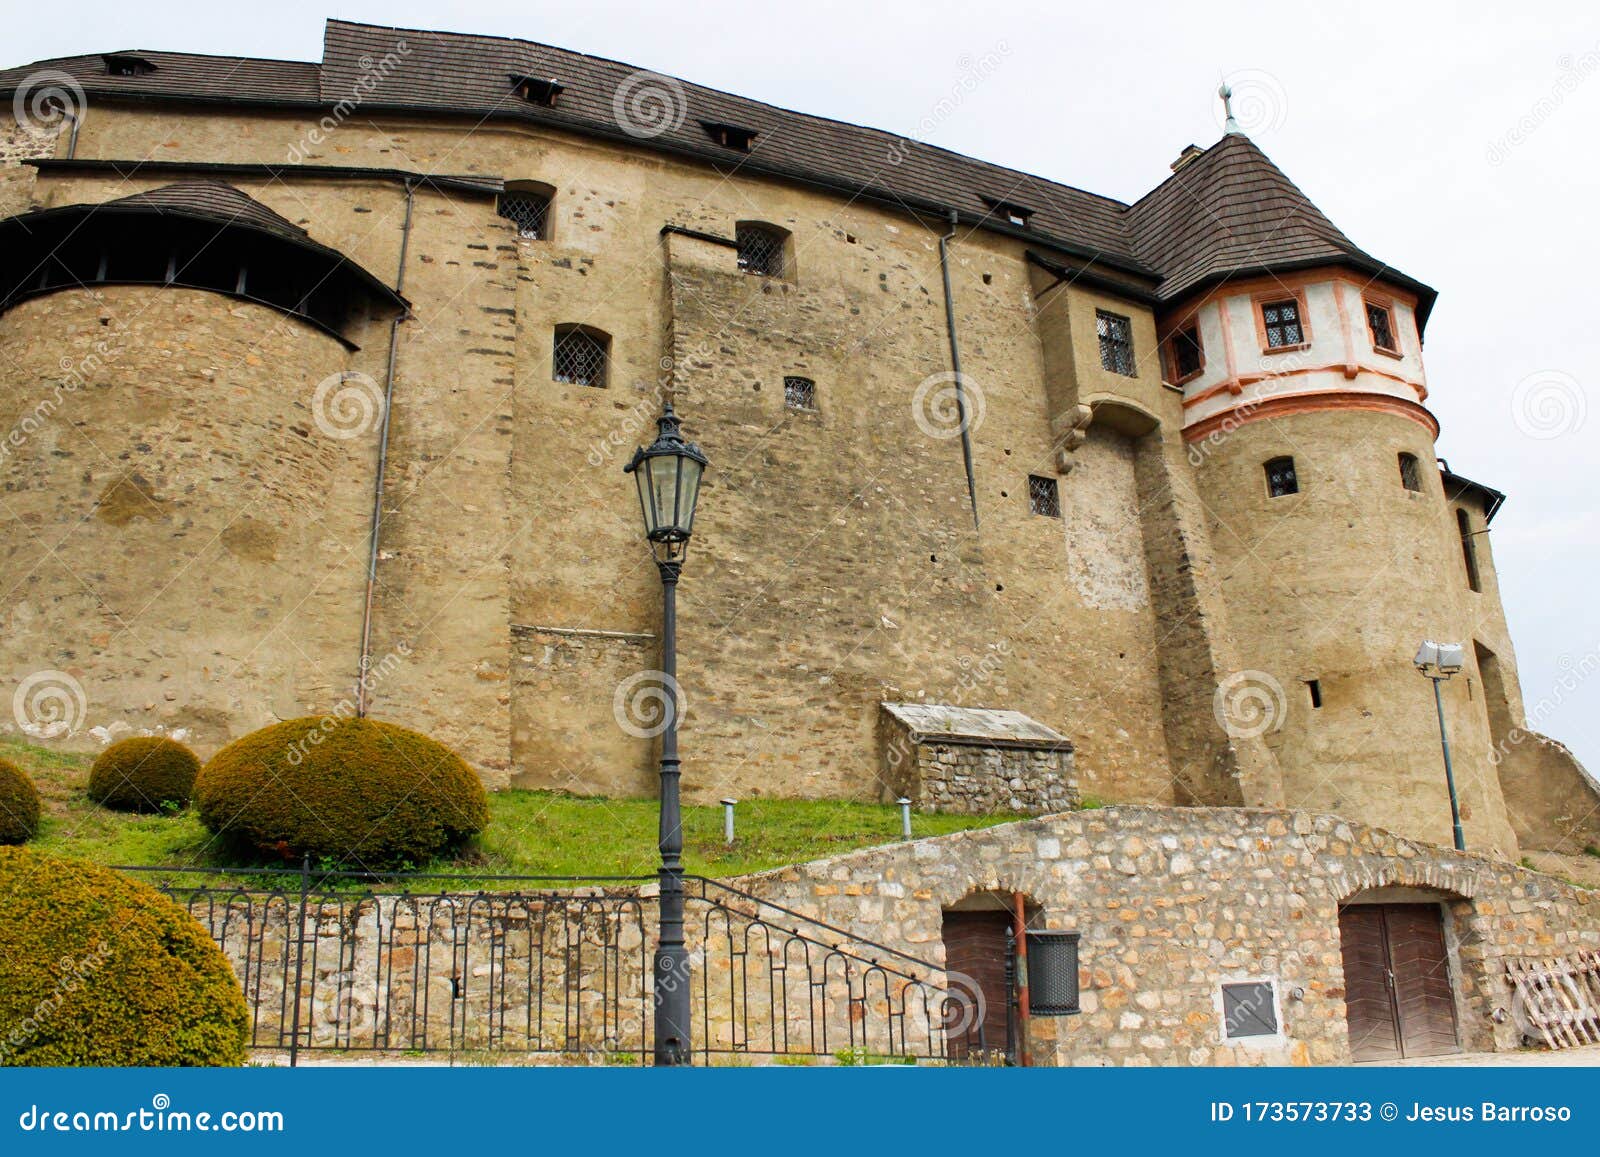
(9, 0, 1599, 774)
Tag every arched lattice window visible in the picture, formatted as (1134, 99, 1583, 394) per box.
(552, 325, 609, 388)
(1265, 456, 1298, 498)
(1398, 452, 1422, 492)
(1458, 508, 1482, 592)
(498, 183, 553, 240)
(736, 222, 787, 277)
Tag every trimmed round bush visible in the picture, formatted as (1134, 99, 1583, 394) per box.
(0, 846, 248, 1065)
(195, 716, 490, 867)
(0, 759, 41, 845)
(87, 736, 201, 813)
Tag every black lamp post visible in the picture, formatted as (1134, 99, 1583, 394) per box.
(624, 402, 708, 1066)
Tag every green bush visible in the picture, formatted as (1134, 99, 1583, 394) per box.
(195, 716, 489, 867)
(0, 759, 40, 845)
(0, 846, 248, 1065)
(87, 736, 200, 813)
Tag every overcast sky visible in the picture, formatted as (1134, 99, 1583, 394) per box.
(10, 0, 1599, 774)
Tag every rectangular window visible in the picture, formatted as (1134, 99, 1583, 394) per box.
(552, 327, 608, 388)
(1028, 474, 1061, 518)
(1366, 300, 1398, 352)
(497, 192, 550, 240)
(783, 375, 816, 410)
(1221, 981, 1279, 1039)
(1169, 325, 1203, 381)
(1265, 456, 1298, 498)
(736, 223, 786, 278)
(1306, 679, 1322, 708)
(1261, 299, 1304, 349)
(1398, 452, 1422, 492)
(1096, 310, 1136, 376)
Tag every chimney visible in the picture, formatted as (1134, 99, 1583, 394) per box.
(1170, 144, 1205, 173)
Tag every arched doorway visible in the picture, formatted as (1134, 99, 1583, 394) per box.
(1339, 887, 1463, 1062)
(940, 890, 1040, 1062)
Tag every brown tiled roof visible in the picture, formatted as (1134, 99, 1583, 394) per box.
(106, 181, 308, 241)
(1128, 133, 1435, 321)
(0, 20, 1435, 319)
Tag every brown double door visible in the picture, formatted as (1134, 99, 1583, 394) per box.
(1338, 903, 1461, 1062)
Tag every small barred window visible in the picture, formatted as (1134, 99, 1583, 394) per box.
(1096, 310, 1136, 376)
(1398, 452, 1422, 492)
(1265, 456, 1298, 498)
(1028, 474, 1061, 518)
(1262, 299, 1304, 348)
(736, 223, 786, 278)
(552, 326, 608, 388)
(1367, 301, 1398, 352)
(783, 376, 816, 410)
(498, 191, 550, 240)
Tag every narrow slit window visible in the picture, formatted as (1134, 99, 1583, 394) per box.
(1366, 300, 1398, 352)
(1398, 452, 1422, 492)
(552, 326, 609, 388)
(1096, 310, 1136, 377)
(497, 191, 551, 240)
(736, 222, 786, 278)
(1306, 680, 1322, 708)
(1028, 474, 1061, 518)
(1458, 508, 1482, 592)
(1265, 456, 1298, 498)
(1261, 299, 1304, 349)
(783, 376, 816, 411)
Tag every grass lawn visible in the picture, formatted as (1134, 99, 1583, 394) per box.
(5, 737, 1015, 885)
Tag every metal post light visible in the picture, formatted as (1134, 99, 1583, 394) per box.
(1414, 641, 1467, 852)
(624, 402, 708, 1067)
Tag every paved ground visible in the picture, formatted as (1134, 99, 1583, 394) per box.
(1382, 1043, 1600, 1066)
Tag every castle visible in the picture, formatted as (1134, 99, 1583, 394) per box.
(2, 19, 1594, 867)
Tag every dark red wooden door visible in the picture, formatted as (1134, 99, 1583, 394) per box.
(1338, 903, 1460, 1062)
(940, 910, 1010, 1058)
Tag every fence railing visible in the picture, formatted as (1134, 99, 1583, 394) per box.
(120, 864, 988, 1066)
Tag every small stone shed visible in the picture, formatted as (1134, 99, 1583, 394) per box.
(879, 702, 1077, 815)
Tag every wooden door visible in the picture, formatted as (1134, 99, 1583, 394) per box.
(940, 910, 1010, 1058)
(1338, 903, 1460, 1062)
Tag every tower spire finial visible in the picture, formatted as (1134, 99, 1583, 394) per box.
(1218, 81, 1242, 135)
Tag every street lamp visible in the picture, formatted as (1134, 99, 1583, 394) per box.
(1414, 641, 1467, 852)
(625, 401, 708, 1066)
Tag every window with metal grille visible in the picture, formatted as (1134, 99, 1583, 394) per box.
(1458, 508, 1482, 591)
(736, 223, 786, 277)
(1399, 452, 1422, 492)
(1096, 310, 1136, 376)
(1265, 456, 1298, 497)
(1261, 299, 1304, 348)
(1367, 300, 1398, 352)
(552, 326, 608, 387)
(1169, 325, 1203, 380)
(497, 192, 550, 240)
(1221, 981, 1279, 1039)
(1028, 474, 1060, 518)
(783, 376, 816, 410)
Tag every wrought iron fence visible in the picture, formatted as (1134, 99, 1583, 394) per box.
(120, 865, 987, 1066)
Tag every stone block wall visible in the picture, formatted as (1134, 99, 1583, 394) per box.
(892, 739, 1076, 815)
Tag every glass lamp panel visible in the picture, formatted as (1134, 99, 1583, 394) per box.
(676, 457, 703, 534)
(649, 453, 683, 535)
(632, 459, 658, 537)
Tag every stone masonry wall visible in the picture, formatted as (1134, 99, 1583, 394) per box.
(893, 738, 1077, 815)
(739, 806, 1600, 1066)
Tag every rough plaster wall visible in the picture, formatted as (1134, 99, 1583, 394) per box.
(0, 288, 376, 753)
(1060, 429, 1148, 611)
(1194, 410, 1519, 856)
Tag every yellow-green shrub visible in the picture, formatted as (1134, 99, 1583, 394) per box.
(0, 759, 40, 845)
(87, 736, 200, 813)
(0, 847, 248, 1066)
(195, 716, 489, 867)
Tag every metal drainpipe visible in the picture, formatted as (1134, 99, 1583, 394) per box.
(60, 110, 80, 159)
(356, 178, 414, 717)
(937, 209, 979, 529)
(1012, 891, 1032, 1067)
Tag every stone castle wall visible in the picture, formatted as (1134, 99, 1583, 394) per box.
(0, 97, 1564, 857)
